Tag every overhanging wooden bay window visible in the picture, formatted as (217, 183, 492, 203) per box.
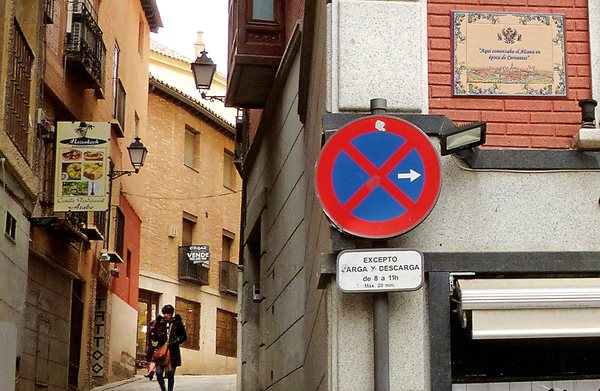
(226, 0, 285, 107)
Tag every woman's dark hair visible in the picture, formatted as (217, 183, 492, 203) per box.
(162, 304, 174, 315)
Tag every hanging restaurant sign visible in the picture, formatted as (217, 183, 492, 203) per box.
(452, 11, 566, 97)
(54, 121, 110, 212)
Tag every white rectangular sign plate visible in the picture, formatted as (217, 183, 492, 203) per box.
(337, 249, 424, 293)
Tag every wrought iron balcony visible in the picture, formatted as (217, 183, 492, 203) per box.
(178, 246, 210, 285)
(66, 0, 106, 93)
(30, 211, 88, 242)
(219, 261, 238, 295)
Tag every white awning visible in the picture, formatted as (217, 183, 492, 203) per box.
(456, 278, 600, 339)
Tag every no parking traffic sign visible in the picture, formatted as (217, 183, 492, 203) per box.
(315, 116, 441, 239)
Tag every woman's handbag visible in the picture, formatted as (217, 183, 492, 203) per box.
(151, 325, 171, 366)
(151, 343, 169, 364)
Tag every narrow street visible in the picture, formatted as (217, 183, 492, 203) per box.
(99, 375, 236, 391)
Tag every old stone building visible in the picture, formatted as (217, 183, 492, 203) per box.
(228, 0, 600, 390)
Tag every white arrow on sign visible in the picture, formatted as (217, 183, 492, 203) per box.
(397, 169, 421, 182)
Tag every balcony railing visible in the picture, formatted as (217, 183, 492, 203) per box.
(5, 20, 33, 157)
(66, 0, 106, 92)
(179, 246, 210, 286)
(219, 261, 238, 295)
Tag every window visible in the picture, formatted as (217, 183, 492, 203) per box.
(175, 297, 200, 350)
(223, 150, 235, 188)
(115, 207, 125, 258)
(112, 42, 126, 131)
(182, 212, 197, 246)
(184, 126, 199, 168)
(451, 278, 600, 381)
(5, 19, 34, 156)
(252, 0, 274, 21)
(126, 249, 132, 279)
(111, 42, 120, 118)
(216, 309, 237, 357)
(5, 211, 16, 241)
(222, 232, 234, 262)
(137, 17, 144, 57)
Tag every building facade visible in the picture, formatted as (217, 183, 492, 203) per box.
(228, 0, 600, 390)
(133, 43, 240, 375)
(1, 0, 160, 389)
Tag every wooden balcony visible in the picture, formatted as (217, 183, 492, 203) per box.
(226, 0, 285, 108)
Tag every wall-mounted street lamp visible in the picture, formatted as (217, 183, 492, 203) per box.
(191, 50, 225, 103)
(108, 136, 148, 179)
(440, 121, 487, 156)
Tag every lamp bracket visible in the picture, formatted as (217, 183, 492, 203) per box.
(200, 91, 225, 103)
(108, 169, 137, 180)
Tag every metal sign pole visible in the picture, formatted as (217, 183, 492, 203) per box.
(323, 97, 430, 390)
(373, 291, 390, 391)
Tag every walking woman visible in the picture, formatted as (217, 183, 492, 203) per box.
(151, 304, 187, 391)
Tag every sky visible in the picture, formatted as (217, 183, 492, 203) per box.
(151, 0, 229, 74)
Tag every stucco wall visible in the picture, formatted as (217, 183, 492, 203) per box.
(107, 293, 138, 383)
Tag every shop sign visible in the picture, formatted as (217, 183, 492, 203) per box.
(187, 245, 210, 266)
(92, 296, 106, 377)
(452, 11, 566, 96)
(54, 122, 110, 212)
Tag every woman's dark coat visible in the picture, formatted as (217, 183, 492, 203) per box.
(151, 314, 187, 367)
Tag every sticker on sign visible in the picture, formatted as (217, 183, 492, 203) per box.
(337, 249, 424, 293)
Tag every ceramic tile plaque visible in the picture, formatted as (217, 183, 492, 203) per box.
(452, 11, 566, 96)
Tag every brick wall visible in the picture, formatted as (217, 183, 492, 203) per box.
(428, 0, 591, 148)
(139, 92, 241, 289)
